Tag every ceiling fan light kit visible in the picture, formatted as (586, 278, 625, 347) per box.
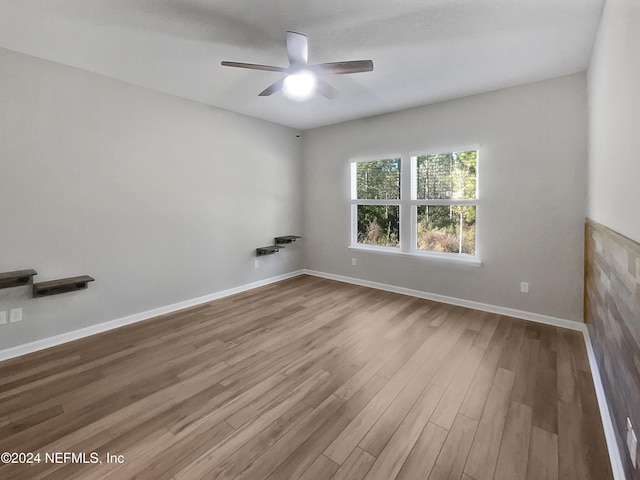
(282, 70, 317, 101)
(221, 31, 373, 102)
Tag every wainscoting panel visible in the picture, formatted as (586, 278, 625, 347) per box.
(585, 218, 640, 480)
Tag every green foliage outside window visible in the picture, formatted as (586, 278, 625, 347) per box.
(356, 158, 400, 199)
(353, 151, 477, 254)
(417, 205, 476, 254)
(417, 151, 476, 200)
(356, 159, 401, 247)
(357, 205, 399, 247)
(417, 151, 477, 255)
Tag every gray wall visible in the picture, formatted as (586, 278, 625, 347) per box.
(588, 0, 640, 243)
(0, 48, 303, 350)
(588, 1, 640, 478)
(302, 74, 588, 322)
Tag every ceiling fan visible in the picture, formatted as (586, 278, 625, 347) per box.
(221, 31, 373, 101)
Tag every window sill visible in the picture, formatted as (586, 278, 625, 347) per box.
(348, 245, 482, 266)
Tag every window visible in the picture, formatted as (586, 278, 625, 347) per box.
(350, 149, 478, 262)
(351, 158, 401, 248)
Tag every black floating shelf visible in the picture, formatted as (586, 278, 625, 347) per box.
(256, 235, 302, 257)
(0, 269, 37, 289)
(33, 275, 95, 297)
(256, 245, 284, 256)
(274, 235, 302, 245)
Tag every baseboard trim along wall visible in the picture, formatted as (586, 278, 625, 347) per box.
(303, 268, 626, 480)
(582, 328, 627, 480)
(0, 267, 625, 479)
(0, 270, 304, 362)
(303, 269, 583, 331)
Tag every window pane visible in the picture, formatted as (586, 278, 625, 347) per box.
(417, 205, 476, 255)
(356, 159, 400, 200)
(357, 205, 400, 247)
(416, 151, 477, 200)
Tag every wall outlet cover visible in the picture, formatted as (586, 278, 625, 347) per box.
(520, 281, 529, 293)
(9, 308, 22, 323)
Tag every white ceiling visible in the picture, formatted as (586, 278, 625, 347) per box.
(0, 0, 604, 130)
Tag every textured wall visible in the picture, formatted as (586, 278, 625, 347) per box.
(585, 219, 640, 479)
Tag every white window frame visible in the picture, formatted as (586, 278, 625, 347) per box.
(350, 154, 402, 253)
(349, 147, 481, 266)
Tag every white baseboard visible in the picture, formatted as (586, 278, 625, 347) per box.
(582, 328, 627, 480)
(0, 270, 304, 362)
(303, 268, 626, 479)
(303, 269, 584, 331)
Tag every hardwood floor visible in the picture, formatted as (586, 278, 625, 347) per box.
(0, 275, 613, 480)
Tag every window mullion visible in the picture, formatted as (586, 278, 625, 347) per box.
(400, 154, 412, 254)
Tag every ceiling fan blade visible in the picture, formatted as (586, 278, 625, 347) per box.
(221, 61, 287, 73)
(316, 79, 338, 99)
(258, 78, 285, 96)
(309, 60, 374, 75)
(286, 31, 308, 66)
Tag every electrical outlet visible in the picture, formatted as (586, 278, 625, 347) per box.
(628, 417, 638, 468)
(352, 258, 357, 266)
(254, 259, 259, 269)
(0, 311, 6, 325)
(9, 308, 22, 323)
(520, 282, 529, 293)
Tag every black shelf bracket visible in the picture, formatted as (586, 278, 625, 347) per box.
(33, 275, 95, 297)
(274, 235, 302, 245)
(256, 245, 283, 256)
(0, 269, 37, 289)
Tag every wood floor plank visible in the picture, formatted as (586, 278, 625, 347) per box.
(556, 330, 579, 404)
(172, 370, 332, 480)
(332, 447, 376, 480)
(333, 344, 403, 401)
(511, 336, 539, 407)
(493, 401, 533, 480)
(497, 320, 526, 372)
(395, 422, 448, 480)
(298, 454, 340, 480)
(459, 316, 512, 420)
(429, 328, 479, 387)
(532, 334, 559, 434)
(261, 373, 389, 480)
(359, 356, 442, 456)
(323, 359, 424, 465)
(558, 369, 613, 480)
(197, 402, 312, 480)
(464, 367, 515, 480)
(427, 413, 478, 480)
(430, 342, 485, 430)
(231, 395, 344, 480)
(362, 384, 444, 480)
(0, 275, 613, 480)
(574, 369, 613, 479)
(526, 426, 559, 480)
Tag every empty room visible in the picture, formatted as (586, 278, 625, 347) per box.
(1, 0, 639, 479)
